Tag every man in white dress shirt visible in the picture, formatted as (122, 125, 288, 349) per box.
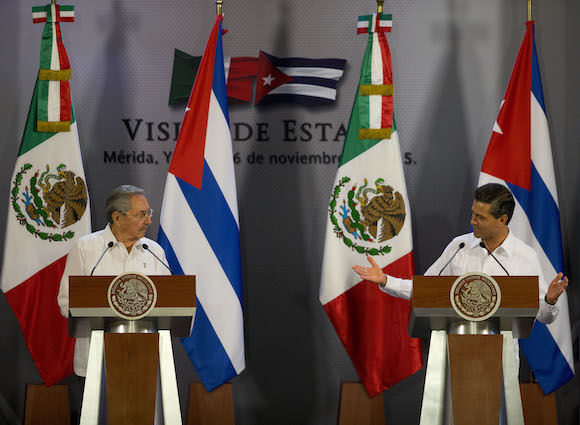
(353, 183, 568, 324)
(57, 185, 171, 377)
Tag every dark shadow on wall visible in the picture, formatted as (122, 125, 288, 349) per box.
(412, 0, 476, 275)
(547, 0, 580, 422)
(560, 0, 580, 419)
(233, 1, 320, 424)
(85, 0, 139, 231)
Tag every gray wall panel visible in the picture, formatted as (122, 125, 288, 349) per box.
(0, 0, 578, 424)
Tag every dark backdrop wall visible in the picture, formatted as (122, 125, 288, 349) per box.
(0, 0, 578, 424)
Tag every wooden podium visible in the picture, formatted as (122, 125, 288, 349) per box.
(410, 275, 539, 425)
(69, 275, 195, 425)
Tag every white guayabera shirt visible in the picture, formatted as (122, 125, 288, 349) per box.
(381, 230, 559, 324)
(57, 224, 171, 376)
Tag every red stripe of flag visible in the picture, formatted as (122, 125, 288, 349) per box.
(169, 17, 222, 189)
(323, 252, 422, 397)
(55, 21, 71, 72)
(60, 81, 71, 122)
(379, 33, 393, 130)
(5, 256, 74, 386)
(226, 57, 258, 103)
(481, 22, 533, 190)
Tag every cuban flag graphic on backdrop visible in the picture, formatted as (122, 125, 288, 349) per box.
(478, 21, 574, 394)
(158, 15, 245, 391)
(255, 51, 346, 106)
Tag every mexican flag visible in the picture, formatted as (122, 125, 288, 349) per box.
(0, 3, 90, 386)
(319, 13, 422, 397)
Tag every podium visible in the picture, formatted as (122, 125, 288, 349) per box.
(410, 275, 538, 425)
(69, 275, 196, 425)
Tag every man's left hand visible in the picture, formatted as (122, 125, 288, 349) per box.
(546, 272, 568, 305)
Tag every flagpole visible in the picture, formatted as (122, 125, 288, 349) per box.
(528, 0, 532, 20)
(377, 0, 384, 13)
(216, 0, 223, 16)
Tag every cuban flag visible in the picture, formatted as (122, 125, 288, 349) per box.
(158, 15, 245, 391)
(478, 21, 574, 394)
(255, 51, 346, 106)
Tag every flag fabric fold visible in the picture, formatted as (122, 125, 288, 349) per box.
(478, 21, 574, 394)
(32, 3, 75, 132)
(319, 14, 422, 398)
(169, 49, 258, 105)
(158, 15, 245, 391)
(255, 51, 347, 106)
(1, 4, 90, 386)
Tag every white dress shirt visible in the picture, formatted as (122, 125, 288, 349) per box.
(57, 224, 171, 376)
(381, 231, 559, 323)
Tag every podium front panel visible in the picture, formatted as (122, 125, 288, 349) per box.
(409, 275, 538, 338)
(69, 275, 195, 337)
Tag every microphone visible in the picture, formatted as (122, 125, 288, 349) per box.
(91, 241, 114, 276)
(438, 243, 465, 275)
(479, 242, 510, 276)
(142, 243, 173, 275)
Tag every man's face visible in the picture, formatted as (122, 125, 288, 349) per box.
(115, 194, 152, 241)
(470, 200, 505, 241)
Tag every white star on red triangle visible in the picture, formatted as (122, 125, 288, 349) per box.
(262, 74, 275, 86)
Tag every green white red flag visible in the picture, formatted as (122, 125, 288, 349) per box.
(319, 14, 422, 397)
(0, 3, 90, 386)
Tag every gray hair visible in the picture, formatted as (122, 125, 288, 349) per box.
(105, 185, 145, 223)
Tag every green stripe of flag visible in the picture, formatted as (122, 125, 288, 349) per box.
(39, 24, 53, 69)
(339, 32, 397, 167)
(358, 13, 393, 22)
(339, 88, 381, 167)
(37, 80, 49, 123)
(19, 79, 76, 157)
(356, 34, 373, 133)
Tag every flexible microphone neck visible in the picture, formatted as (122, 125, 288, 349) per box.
(142, 244, 173, 275)
(438, 242, 465, 275)
(91, 241, 114, 276)
(479, 242, 510, 276)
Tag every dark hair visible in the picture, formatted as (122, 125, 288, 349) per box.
(105, 185, 145, 223)
(474, 183, 515, 224)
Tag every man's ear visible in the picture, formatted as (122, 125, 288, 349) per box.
(499, 214, 509, 225)
(111, 211, 122, 225)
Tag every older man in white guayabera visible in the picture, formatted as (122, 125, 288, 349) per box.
(57, 185, 171, 378)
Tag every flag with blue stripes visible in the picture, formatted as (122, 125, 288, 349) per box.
(255, 51, 346, 106)
(478, 21, 574, 394)
(158, 15, 245, 391)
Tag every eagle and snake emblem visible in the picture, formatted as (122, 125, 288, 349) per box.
(329, 176, 406, 255)
(11, 163, 87, 242)
(108, 273, 157, 320)
(451, 273, 500, 320)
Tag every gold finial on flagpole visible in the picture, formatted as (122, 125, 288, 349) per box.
(216, 0, 223, 16)
(528, 0, 532, 20)
(377, 0, 384, 14)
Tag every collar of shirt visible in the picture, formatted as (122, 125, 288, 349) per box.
(467, 230, 516, 259)
(103, 223, 145, 251)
